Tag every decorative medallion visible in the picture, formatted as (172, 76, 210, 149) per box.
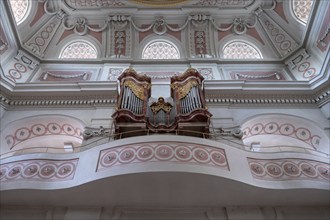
(100, 151, 118, 167)
(119, 148, 136, 163)
(282, 162, 300, 177)
(175, 146, 192, 161)
(22, 163, 39, 178)
(300, 162, 317, 178)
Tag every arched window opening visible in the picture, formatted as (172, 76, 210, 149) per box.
(59, 41, 98, 59)
(292, 0, 313, 25)
(9, 0, 30, 25)
(222, 40, 262, 59)
(142, 41, 180, 59)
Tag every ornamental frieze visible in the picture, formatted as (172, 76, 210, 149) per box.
(248, 158, 330, 182)
(0, 158, 79, 182)
(97, 142, 229, 172)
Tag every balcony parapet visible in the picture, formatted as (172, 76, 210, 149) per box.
(0, 135, 329, 191)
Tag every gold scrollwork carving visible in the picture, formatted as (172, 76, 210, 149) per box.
(123, 67, 137, 74)
(170, 83, 178, 89)
(176, 81, 198, 100)
(150, 97, 172, 113)
(124, 80, 146, 100)
(182, 68, 197, 76)
(143, 84, 151, 89)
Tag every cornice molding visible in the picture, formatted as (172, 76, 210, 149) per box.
(1, 81, 329, 109)
(0, 93, 117, 109)
(204, 80, 314, 93)
(204, 83, 330, 107)
(0, 81, 118, 109)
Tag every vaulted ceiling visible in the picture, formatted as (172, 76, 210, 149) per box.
(0, 0, 329, 104)
(4, 0, 315, 61)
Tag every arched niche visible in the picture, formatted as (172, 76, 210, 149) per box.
(59, 40, 98, 59)
(9, 0, 32, 26)
(222, 40, 263, 59)
(51, 34, 102, 60)
(137, 34, 184, 59)
(217, 35, 275, 60)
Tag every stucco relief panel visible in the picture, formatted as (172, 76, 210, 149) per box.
(2, 51, 39, 83)
(0, 158, 79, 182)
(248, 158, 330, 182)
(193, 0, 254, 7)
(64, 0, 126, 9)
(258, 11, 298, 57)
(97, 142, 229, 172)
(229, 71, 284, 80)
(4, 122, 83, 150)
(108, 68, 124, 81)
(285, 49, 319, 80)
(197, 68, 214, 80)
(25, 11, 64, 57)
(243, 122, 321, 150)
(64, 0, 255, 9)
(38, 70, 93, 81)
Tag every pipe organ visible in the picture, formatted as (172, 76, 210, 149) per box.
(170, 68, 212, 136)
(177, 84, 202, 114)
(121, 80, 145, 115)
(147, 97, 176, 130)
(111, 68, 151, 138)
(112, 68, 212, 138)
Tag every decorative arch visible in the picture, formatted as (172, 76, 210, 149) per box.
(59, 40, 98, 59)
(9, 0, 31, 25)
(291, 0, 314, 25)
(142, 39, 180, 59)
(222, 40, 263, 59)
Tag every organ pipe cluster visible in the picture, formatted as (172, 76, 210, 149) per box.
(112, 68, 212, 138)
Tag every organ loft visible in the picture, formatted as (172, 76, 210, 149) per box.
(111, 68, 212, 138)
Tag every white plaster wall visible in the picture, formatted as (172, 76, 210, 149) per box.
(0, 108, 115, 127)
(320, 102, 330, 120)
(0, 107, 115, 158)
(0, 105, 6, 120)
(208, 107, 329, 129)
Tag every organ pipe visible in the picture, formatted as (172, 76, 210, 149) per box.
(113, 67, 211, 138)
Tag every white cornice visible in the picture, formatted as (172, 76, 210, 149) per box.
(3, 81, 117, 94)
(204, 80, 314, 94)
(1, 80, 329, 109)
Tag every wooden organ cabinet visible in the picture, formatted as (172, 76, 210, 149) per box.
(112, 68, 212, 138)
(170, 68, 212, 137)
(111, 68, 151, 138)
